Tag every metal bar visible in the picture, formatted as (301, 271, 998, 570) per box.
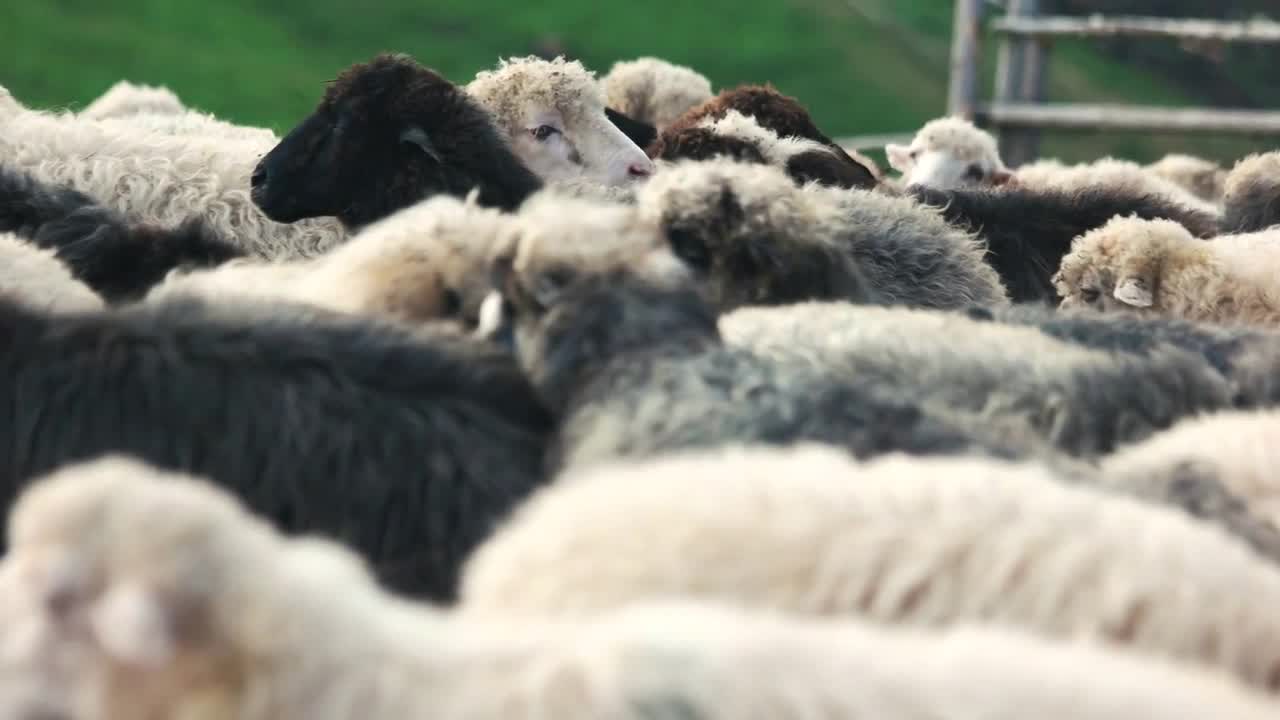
(992, 15, 1280, 43)
(947, 0, 985, 119)
(979, 102, 1280, 134)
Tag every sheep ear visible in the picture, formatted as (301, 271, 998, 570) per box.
(885, 143, 914, 172)
(90, 582, 175, 668)
(400, 126, 442, 162)
(1114, 277, 1154, 308)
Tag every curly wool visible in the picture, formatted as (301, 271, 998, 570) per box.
(79, 80, 186, 120)
(602, 57, 713, 129)
(1147, 153, 1227, 205)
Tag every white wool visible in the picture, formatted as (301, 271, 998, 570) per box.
(0, 84, 25, 120)
(0, 109, 346, 259)
(1016, 157, 1221, 217)
(1146, 153, 1227, 204)
(466, 56, 654, 187)
(698, 109, 834, 164)
(0, 233, 103, 312)
(4, 454, 1279, 720)
(79, 80, 186, 120)
(1103, 409, 1280, 530)
(602, 56, 713, 129)
(95, 110, 279, 144)
(461, 444, 1280, 691)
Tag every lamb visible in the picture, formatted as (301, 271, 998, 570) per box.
(649, 110, 876, 189)
(908, 184, 1221, 303)
(656, 83, 878, 188)
(721, 300, 1232, 456)
(78, 79, 185, 119)
(602, 56, 713, 130)
(1102, 410, 1280, 531)
(1222, 151, 1280, 234)
(0, 233, 103, 312)
(0, 107, 348, 259)
(634, 159, 1007, 311)
(0, 293, 554, 600)
(0, 164, 245, 301)
(253, 53, 545, 227)
(1054, 216, 1280, 327)
(885, 116, 1013, 189)
(150, 193, 511, 330)
(483, 249, 1057, 473)
(1016, 157, 1221, 218)
(460, 443, 1280, 693)
(8, 455, 1280, 720)
(1147, 153, 1228, 204)
(465, 55, 655, 187)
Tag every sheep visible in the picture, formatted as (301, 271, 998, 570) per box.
(634, 159, 1007, 311)
(483, 251, 1058, 473)
(1222, 151, 1280, 234)
(1015, 157, 1221, 218)
(8, 456, 1280, 720)
(908, 184, 1221, 303)
(0, 164, 245, 301)
(0, 108, 348, 259)
(0, 292, 554, 600)
(602, 56, 713, 130)
(253, 53, 545, 228)
(1054, 216, 1280, 327)
(150, 193, 511, 330)
(465, 55, 655, 187)
(0, 233, 103, 312)
(79, 79, 185, 120)
(95, 108, 279, 144)
(649, 110, 876, 189)
(885, 116, 1012, 189)
(1102, 410, 1280, 531)
(1147, 153, 1228, 205)
(460, 443, 1280, 693)
(721, 300, 1232, 456)
(656, 83, 878, 188)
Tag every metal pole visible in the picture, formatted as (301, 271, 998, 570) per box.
(947, 0, 985, 119)
(995, 0, 1042, 166)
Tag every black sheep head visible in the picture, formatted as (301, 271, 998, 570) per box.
(252, 53, 542, 229)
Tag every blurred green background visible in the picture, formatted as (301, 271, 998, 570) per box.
(3, 0, 1278, 166)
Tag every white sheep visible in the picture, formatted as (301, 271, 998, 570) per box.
(1223, 151, 1280, 234)
(885, 116, 1012, 189)
(1016, 157, 1221, 217)
(466, 56, 655, 187)
(1146, 153, 1228, 205)
(0, 232, 103, 312)
(1103, 409, 1280, 531)
(0, 109, 347, 259)
(461, 444, 1280, 692)
(79, 79, 186, 120)
(95, 109, 279, 144)
(1054, 216, 1280, 327)
(601, 56, 713, 130)
(5, 454, 1280, 720)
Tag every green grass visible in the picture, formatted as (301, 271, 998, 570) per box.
(3, 0, 1275, 165)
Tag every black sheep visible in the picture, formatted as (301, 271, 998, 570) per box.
(0, 294, 554, 600)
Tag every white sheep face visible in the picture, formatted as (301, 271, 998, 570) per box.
(887, 145, 1007, 190)
(511, 108, 654, 188)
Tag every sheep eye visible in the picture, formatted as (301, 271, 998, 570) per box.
(442, 288, 462, 316)
(531, 125, 561, 142)
(1081, 288, 1101, 303)
(964, 164, 985, 181)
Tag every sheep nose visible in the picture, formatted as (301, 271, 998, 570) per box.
(628, 161, 653, 179)
(250, 165, 268, 189)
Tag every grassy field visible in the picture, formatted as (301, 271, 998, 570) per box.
(3, 0, 1275, 165)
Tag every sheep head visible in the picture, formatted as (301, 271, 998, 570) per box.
(1054, 217, 1199, 312)
(887, 116, 1012, 190)
(467, 56, 655, 188)
(252, 53, 542, 229)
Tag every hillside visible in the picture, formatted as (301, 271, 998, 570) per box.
(3, 0, 1275, 165)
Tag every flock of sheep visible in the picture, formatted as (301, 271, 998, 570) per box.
(3, 48, 1280, 719)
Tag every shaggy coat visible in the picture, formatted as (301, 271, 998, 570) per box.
(0, 294, 553, 600)
(1015, 157, 1221, 218)
(1147, 153, 1227, 205)
(460, 445, 1280, 694)
(636, 160, 1005, 311)
(602, 56, 714, 129)
(8, 458, 1280, 720)
(722, 301, 1233, 456)
(651, 110, 873, 190)
(0, 165, 244, 301)
(1054, 216, 1280, 327)
(79, 80, 185, 119)
(655, 84, 877, 189)
(487, 266, 1048, 474)
(909, 184, 1220, 303)
(1223, 152, 1280, 234)
(253, 53, 543, 228)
